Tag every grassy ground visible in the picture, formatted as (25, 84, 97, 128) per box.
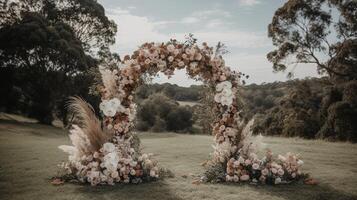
(0, 120, 357, 200)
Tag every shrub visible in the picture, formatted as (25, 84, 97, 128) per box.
(136, 93, 193, 133)
(166, 107, 193, 132)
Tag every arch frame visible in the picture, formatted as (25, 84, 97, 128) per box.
(59, 40, 304, 186)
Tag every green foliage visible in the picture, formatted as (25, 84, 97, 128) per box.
(0, 0, 116, 124)
(268, 0, 357, 82)
(193, 85, 216, 134)
(245, 78, 357, 142)
(136, 93, 193, 133)
(166, 107, 193, 132)
(135, 83, 202, 101)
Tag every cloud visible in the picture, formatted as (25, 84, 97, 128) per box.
(172, 31, 269, 49)
(238, 0, 261, 7)
(107, 7, 269, 54)
(152, 9, 232, 26)
(105, 7, 275, 86)
(181, 17, 200, 24)
(192, 9, 232, 19)
(225, 53, 320, 84)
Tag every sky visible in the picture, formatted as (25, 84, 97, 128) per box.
(98, 0, 320, 87)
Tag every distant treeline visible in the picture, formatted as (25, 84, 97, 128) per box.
(135, 79, 357, 142)
(242, 78, 357, 142)
(135, 83, 202, 102)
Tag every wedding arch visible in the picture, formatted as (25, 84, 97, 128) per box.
(59, 40, 304, 186)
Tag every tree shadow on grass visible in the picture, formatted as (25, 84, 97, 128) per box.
(76, 180, 183, 200)
(254, 183, 357, 200)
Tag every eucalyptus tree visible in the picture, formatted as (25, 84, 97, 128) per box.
(0, 0, 117, 123)
(267, 0, 357, 82)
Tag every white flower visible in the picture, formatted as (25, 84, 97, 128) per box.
(226, 175, 233, 182)
(168, 56, 174, 62)
(238, 157, 245, 164)
(220, 96, 233, 106)
(214, 81, 234, 106)
(275, 177, 282, 185)
(278, 155, 286, 162)
(297, 160, 304, 166)
(103, 142, 116, 153)
(291, 172, 296, 178)
(130, 169, 136, 175)
(221, 88, 232, 97)
(189, 62, 198, 69)
(103, 152, 119, 171)
(150, 170, 156, 177)
(278, 168, 285, 176)
(216, 81, 232, 92)
(99, 98, 125, 117)
(214, 93, 222, 103)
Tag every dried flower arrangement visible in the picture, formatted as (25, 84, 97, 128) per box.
(58, 39, 304, 185)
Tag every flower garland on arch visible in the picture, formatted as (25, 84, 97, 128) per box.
(58, 39, 304, 186)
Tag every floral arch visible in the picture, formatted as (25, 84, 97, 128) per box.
(59, 40, 304, 186)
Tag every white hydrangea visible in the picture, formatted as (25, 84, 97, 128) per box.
(99, 98, 125, 117)
(103, 142, 116, 153)
(214, 81, 234, 106)
(103, 152, 119, 172)
(216, 81, 232, 92)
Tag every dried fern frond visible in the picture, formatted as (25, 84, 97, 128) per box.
(67, 96, 110, 154)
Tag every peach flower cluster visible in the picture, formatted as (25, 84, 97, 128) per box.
(225, 150, 304, 184)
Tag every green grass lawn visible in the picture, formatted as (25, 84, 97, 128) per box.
(0, 120, 357, 200)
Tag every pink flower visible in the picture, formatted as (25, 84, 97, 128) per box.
(168, 56, 174, 62)
(240, 174, 250, 181)
(261, 168, 269, 176)
(278, 168, 285, 176)
(233, 175, 239, 182)
(178, 61, 185, 67)
(167, 44, 175, 52)
(195, 53, 202, 61)
(244, 159, 252, 166)
(182, 53, 188, 60)
(144, 59, 151, 65)
(252, 163, 259, 170)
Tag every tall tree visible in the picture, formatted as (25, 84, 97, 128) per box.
(1, 0, 117, 54)
(267, 0, 357, 82)
(0, 0, 116, 124)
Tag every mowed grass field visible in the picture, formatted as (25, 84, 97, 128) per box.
(0, 120, 357, 200)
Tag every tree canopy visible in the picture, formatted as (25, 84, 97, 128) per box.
(0, 0, 117, 124)
(267, 0, 357, 82)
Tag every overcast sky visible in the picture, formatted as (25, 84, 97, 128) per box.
(98, 0, 320, 87)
